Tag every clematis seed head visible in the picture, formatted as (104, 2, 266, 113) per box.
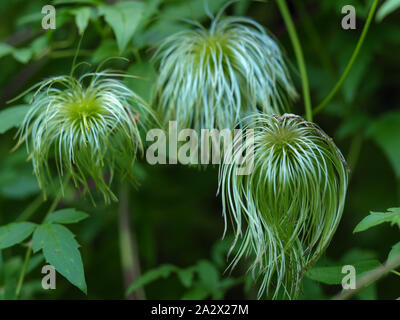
(154, 16, 297, 133)
(219, 113, 349, 299)
(16, 71, 152, 203)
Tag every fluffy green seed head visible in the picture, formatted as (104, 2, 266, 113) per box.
(17, 72, 151, 203)
(154, 16, 297, 133)
(219, 113, 349, 299)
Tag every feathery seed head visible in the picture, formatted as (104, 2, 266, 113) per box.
(154, 16, 297, 133)
(17, 72, 152, 203)
(219, 113, 349, 299)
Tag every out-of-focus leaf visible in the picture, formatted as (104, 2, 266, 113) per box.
(336, 113, 372, 140)
(0, 222, 36, 249)
(45, 208, 89, 224)
(126, 264, 178, 295)
(181, 286, 209, 300)
(163, 0, 227, 20)
(0, 43, 13, 59)
(16, 12, 44, 26)
(0, 105, 30, 134)
(0, 172, 40, 199)
(4, 277, 16, 300)
(177, 267, 196, 288)
(32, 223, 87, 294)
(3, 257, 22, 278)
(354, 208, 400, 233)
(125, 62, 157, 103)
(388, 241, 400, 262)
(357, 283, 378, 300)
(212, 278, 240, 299)
(0, 250, 3, 277)
(340, 248, 378, 263)
(299, 277, 325, 300)
(306, 260, 381, 284)
(26, 253, 45, 275)
(341, 51, 371, 103)
(134, 19, 187, 48)
(91, 39, 119, 64)
(196, 260, 219, 292)
(54, 0, 101, 4)
(367, 111, 400, 178)
(12, 48, 32, 64)
(19, 280, 44, 300)
(376, 0, 400, 22)
(99, 2, 145, 52)
(72, 7, 92, 34)
(30, 36, 48, 57)
(234, 0, 251, 15)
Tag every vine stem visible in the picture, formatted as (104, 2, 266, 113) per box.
(70, 31, 85, 77)
(391, 270, 400, 277)
(333, 255, 400, 300)
(118, 182, 146, 300)
(15, 245, 32, 299)
(15, 194, 44, 222)
(314, 0, 379, 115)
(276, 0, 312, 122)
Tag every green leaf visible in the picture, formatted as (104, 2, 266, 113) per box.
(0, 250, 3, 277)
(126, 264, 178, 296)
(125, 62, 157, 103)
(99, 2, 145, 52)
(27, 253, 45, 275)
(336, 113, 371, 140)
(0, 43, 13, 59)
(54, 0, 101, 5)
(0, 222, 36, 249)
(0, 105, 30, 134)
(357, 284, 378, 300)
(45, 208, 89, 224)
(376, 0, 400, 22)
(12, 48, 32, 64)
(196, 260, 220, 292)
(91, 39, 119, 64)
(72, 7, 92, 34)
(30, 36, 48, 57)
(177, 267, 196, 288)
(367, 111, 400, 178)
(298, 277, 325, 300)
(354, 208, 400, 233)
(0, 172, 40, 199)
(181, 286, 209, 300)
(4, 277, 17, 300)
(306, 260, 381, 285)
(32, 223, 87, 294)
(340, 248, 378, 263)
(163, 0, 227, 20)
(388, 242, 400, 263)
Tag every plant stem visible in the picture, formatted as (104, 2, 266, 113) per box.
(314, 0, 379, 115)
(347, 133, 364, 174)
(50, 50, 91, 59)
(15, 244, 32, 298)
(276, 0, 312, 122)
(391, 270, 400, 277)
(118, 182, 145, 300)
(333, 255, 400, 300)
(70, 31, 85, 77)
(15, 194, 44, 222)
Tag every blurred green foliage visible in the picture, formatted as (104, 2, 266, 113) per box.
(0, 0, 399, 299)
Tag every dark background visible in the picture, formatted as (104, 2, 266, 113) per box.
(0, 0, 399, 299)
